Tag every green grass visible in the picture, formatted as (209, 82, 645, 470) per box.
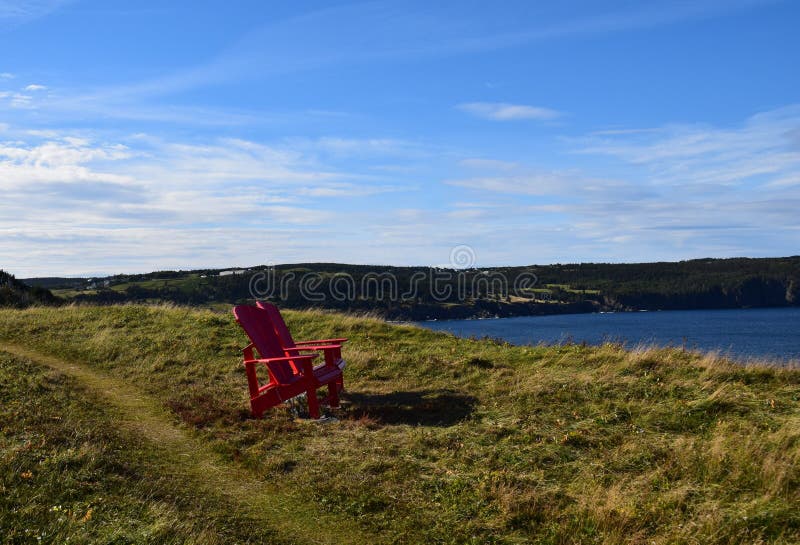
(0, 351, 272, 544)
(1, 304, 799, 544)
(52, 274, 212, 298)
(543, 284, 602, 295)
(51, 288, 95, 297)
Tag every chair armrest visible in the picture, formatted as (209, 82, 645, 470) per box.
(290, 345, 343, 370)
(244, 354, 319, 385)
(245, 356, 317, 379)
(292, 344, 343, 351)
(242, 343, 256, 361)
(243, 354, 318, 366)
(294, 338, 348, 345)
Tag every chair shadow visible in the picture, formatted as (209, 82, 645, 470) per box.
(341, 389, 477, 427)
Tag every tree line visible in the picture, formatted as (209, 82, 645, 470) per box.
(24, 256, 799, 319)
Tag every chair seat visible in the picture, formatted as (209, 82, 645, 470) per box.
(313, 364, 342, 385)
(260, 373, 303, 391)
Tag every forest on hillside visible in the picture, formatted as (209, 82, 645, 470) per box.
(21, 256, 800, 320)
(0, 270, 60, 308)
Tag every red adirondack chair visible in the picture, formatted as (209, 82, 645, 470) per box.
(232, 304, 343, 419)
(256, 301, 347, 392)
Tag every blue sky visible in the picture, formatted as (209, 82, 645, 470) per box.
(1, 0, 799, 276)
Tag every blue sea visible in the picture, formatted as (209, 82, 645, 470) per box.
(417, 307, 800, 364)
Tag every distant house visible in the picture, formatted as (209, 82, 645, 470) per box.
(86, 278, 110, 289)
(219, 269, 249, 277)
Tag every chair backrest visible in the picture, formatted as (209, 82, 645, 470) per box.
(256, 301, 299, 355)
(232, 305, 296, 384)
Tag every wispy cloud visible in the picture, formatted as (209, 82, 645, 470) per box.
(6, 105, 799, 275)
(448, 173, 577, 195)
(312, 137, 419, 156)
(575, 105, 800, 189)
(448, 159, 647, 198)
(439, 105, 800, 263)
(0, 72, 14, 79)
(458, 158, 518, 170)
(457, 102, 561, 121)
(0, 129, 419, 274)
(0, 78, 350, 128)
(0, 0, 70, 25)
(24, 0, 774, 114)
(0, 90, 34, 108)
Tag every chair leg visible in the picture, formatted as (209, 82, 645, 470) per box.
(328, 381, 340, 408)
(306, 388, 321, 419)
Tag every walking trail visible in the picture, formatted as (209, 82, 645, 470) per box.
(1, 342, 377, 545)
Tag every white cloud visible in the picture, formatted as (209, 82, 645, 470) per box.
(436, 105, 800, 264)
(312, 137, 422, 157)
(575, 105, 800, 190)
(448, 173, 573, 195)
(3, 103, 800, 276)
(457, 102, 561, 121)
(589, 128, 661, 136)
(0, 130, 415, 275)
(0, 138, 134, 188)
(0, 0, 69, 23)
(0, 90, 37, 108)
(447, 164, 644, 198)
(459, 158, 518, 170)
(0, 72, 14, 79)
(295, 182, 400, 197)
(24, 83, 46, 91)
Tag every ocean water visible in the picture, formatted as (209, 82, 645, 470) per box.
(417, 307, 800, 364)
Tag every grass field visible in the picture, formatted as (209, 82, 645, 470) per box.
(1, 304, 799, 544)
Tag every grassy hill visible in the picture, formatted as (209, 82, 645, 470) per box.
(1, 305, 799, 544)
(0, 270, 59, 308)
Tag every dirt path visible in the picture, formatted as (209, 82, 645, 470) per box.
(0, 342, 377, 545)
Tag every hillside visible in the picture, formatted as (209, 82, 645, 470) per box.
(23, 256, 800, 319)
(0, 270, 60, 308)
(1, 305, 798, 544)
